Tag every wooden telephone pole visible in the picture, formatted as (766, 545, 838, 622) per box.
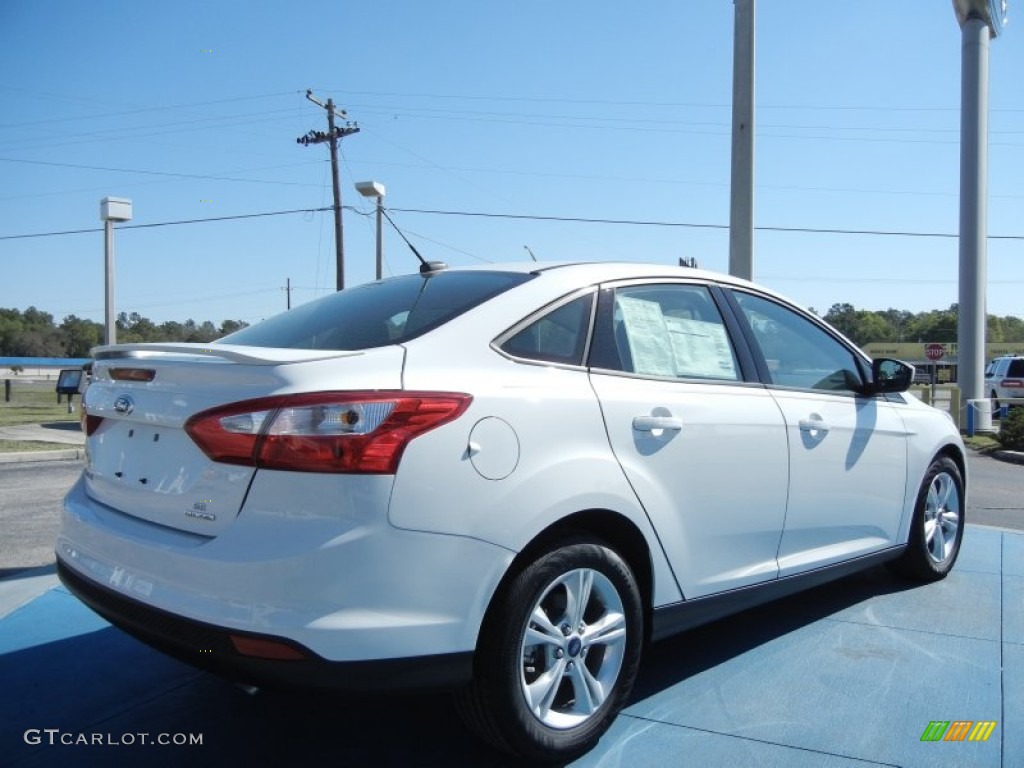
(297, 90, 359, 291)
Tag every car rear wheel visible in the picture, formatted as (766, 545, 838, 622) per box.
(888, 456, 964, 582)
(991, 390, 1001, 414)
(457, 540, 643, 762)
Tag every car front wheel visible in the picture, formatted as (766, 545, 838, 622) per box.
(889, 456, 964, 582)
(457, 540, 643, 762)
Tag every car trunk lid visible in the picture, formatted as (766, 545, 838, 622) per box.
(82, 343, 404, 536)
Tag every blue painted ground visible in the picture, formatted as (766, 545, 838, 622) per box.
(1, 526, 1018, 767)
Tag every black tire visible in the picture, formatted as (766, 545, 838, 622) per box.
(991, 391, 1001, 415)
(456, 540, 643, 763)
(888, 456, 964, 582)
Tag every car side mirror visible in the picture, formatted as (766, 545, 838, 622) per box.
(869, 358, 913, 395)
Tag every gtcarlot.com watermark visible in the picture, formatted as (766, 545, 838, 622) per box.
(24, 728, 203, 747)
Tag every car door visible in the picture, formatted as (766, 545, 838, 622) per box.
(587, 282, 789, 599)
(727, 290, 909, 577)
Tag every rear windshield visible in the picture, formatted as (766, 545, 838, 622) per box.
(220, 270, 533, 350)
(1009, 359, 1024, 377)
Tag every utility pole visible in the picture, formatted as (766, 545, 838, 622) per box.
(729, 0, 756, 281)
(285, 277, 292, 310)
(297, 90, 359, 291)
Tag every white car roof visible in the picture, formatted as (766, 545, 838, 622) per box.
(450, 260, 755, 287)
(444, 260, 787, 305)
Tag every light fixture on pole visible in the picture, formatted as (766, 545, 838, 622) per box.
(355, 181, 386, 280)
(952, 0, 1008, 432)
(99, 197, 132, 346)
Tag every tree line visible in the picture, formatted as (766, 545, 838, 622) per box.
(814, 303, 1024, 346)
(2, 303, 1023, 359)
(0, 307, 248, 358)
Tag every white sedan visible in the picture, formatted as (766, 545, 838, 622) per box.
(57, 261, 966, 762)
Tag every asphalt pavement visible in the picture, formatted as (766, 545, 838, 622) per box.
(1, 424, 1021, 766)
(1, 527, 1019, 766)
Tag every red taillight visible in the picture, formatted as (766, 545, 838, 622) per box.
(1001, 379, 1023, 388)
(83, 412, 104, 436)
(184, 392, 471, 474)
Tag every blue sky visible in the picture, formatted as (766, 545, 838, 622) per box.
(1, 0, 1021, 326)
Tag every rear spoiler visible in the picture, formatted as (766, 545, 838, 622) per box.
(91, 342, 364, 366)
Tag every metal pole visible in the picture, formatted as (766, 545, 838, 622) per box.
(104, 219, 116, 345)
(729, 0, 755, 281)
(957, 15, 990, 429)
(375, 196, 384, 280)
(327, 99, 345, 291)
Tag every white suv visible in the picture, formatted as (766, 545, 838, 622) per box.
(985, 355, 1024, 413)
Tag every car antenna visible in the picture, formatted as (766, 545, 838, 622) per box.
(523, 245, 538, 262)
(380, 209, 447, 275)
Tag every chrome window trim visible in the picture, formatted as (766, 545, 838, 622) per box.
(490, 287, 598, 370)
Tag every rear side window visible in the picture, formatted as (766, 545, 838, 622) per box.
(499, 293, 594, 366)
(221, 271, 532, 350)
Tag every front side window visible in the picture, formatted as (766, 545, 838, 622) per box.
(221, 271, 532, 350)
(591, 284, 740, 381)
(733, 291, 864, 393)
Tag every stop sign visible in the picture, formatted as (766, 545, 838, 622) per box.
(924, 344, 946, 361)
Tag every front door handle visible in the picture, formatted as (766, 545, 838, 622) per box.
(633, 416, 684, 432)
(799, 418, 830, 434)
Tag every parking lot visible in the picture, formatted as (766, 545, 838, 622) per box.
(1, 451, 1021, 767)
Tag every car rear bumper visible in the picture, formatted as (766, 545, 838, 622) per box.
(57, 472, 516, 678)
(56, 559, 474, 692)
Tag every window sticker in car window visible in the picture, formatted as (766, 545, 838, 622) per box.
(617, 295, 738, 380)
(663, 316, 738, 380)
(616, 296, 677, 377)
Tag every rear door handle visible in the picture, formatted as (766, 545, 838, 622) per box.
(632, 416, 684, 432)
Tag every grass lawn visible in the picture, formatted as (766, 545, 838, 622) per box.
(0, 379, 79, 428)
(0, 380, 80, 452)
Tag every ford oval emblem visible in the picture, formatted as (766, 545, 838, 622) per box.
(113, 395, 135, 415)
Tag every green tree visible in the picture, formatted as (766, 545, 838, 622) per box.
(60, 315, 103, 357)
(218, 319, 248, 337)
(11, 327, 65, 356)
(823, 303, 859, 340)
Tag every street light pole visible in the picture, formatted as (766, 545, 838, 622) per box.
(355, 181, 386, 280)
(100, 197, 132, 346)
(952, 0, 1008, 431)
(104, 219, 115, 345)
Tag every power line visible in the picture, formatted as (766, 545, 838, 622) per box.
(3, 204, 1024, 243)
(0, 207, 331, 241)
(388, 207, 1024, 241)
(331, 87, 1024, 113)
(0, 157, 324, 189)
(347, 101, 1024, 137)
(0, 88, 301, 129)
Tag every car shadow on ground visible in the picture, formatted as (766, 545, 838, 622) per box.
(0, 566, 924, 768)
(630, 564, 922, 700)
